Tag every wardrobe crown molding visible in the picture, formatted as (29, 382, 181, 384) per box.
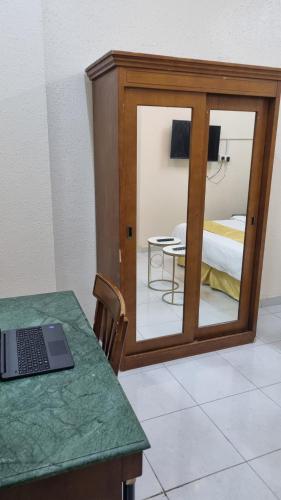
(86, 50, 281, 85)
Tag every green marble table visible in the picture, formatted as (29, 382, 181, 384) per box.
(0, 291, 149, 499)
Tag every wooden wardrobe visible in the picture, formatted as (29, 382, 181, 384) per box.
(86, 51, 281, 370)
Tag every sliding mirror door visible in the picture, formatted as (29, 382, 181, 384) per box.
(123, 89, 207, 359)
(199, 109, 255, 326)
(136, 106, 191, 341)
(197, 95, 267, 335)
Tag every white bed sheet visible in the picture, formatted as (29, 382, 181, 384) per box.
(172, 217, 245, 281)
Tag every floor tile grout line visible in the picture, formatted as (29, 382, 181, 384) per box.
(259, 385, 281, 411)
(161, 461, 245, 496)
(248, 445, 281, 464)
(133, 380, 281, 428)
(143, 453, 166, 496)
(202, 404, 281, 477)
(164, 363, 247, 462)
(261, 380, 281, 390)
(141, 492, 168, 500)
(140, 491, 167, 500)
(144, 444, 281, 499)
(247, 460, 280, 500)
(140, 404, 198, 424)
(216, 349, 261, 389)
(165, 358, 258, 405)
(217, 347, 281, 406)
(164, 364, 198, 404)
(140, 389, 246, 497)
(139, 384, 258, 425)
(199, 403, 247, 462)
(196, 386, 257, 405)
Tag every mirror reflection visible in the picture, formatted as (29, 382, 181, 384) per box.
(199, 110, 256, 327)
(136, 106, 191, 341)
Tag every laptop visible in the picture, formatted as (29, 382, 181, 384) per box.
(0, 324, 74, 381)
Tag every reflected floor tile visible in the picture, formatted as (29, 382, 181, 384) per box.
(136, 456, 163, 500)
(257, 314, 281, 343)
(139, 320, 183, 340)
(220, 344, 281, 387)
(120, 367, 195, 421)
(203, 390, 281, 460)
(137, 301, 179, 327)
(167, 463, 275, 500)
(137, 286, 164, 305)
(250, 449, 281, 500)
(167, 355, 254, 404)
(200, 285, 239, 310)
(143, 407, 241, 490)
(199, 300, 238, 327)
(137, 329, 145, 341)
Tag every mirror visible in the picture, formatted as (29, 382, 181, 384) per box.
(199, 110, 256, 327)
(136, 106, 192, 340)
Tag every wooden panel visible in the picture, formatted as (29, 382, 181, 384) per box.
(183, 95, 208, 341)
(0, 459, 122, 500)
(92, 69, 120, 285)
(122, 330, 255, 370)
(86, 50, 281, 83)
(250, 86, 281, 332)
(125, 70, 277, 97)
(0, 454, 143, 500)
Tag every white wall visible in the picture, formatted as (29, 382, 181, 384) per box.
(1, 0, 280, 315)
(40, 0, 281, 311)
(137, 108, 255, 248)
(0, 0, 56, 298)
(137, 106, 190, 248)
(204, 110, 255, 220)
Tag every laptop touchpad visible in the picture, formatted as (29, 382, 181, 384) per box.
(48, 340, 67, 356)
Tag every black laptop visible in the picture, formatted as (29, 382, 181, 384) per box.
(0, 324, 74, 381)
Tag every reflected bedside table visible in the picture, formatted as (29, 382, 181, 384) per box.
(147, 236, 181, 291)
(162, 244, 186, 305)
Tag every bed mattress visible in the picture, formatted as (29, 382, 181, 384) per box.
(172, 216, 245, 281)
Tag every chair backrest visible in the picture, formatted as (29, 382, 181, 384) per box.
(92, 273, 128, 375)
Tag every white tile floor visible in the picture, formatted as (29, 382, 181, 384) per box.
(119, 306, 281, 499)
(137, 250, 239, 340)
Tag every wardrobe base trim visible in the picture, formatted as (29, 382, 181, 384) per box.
(121, 331, 255, 370)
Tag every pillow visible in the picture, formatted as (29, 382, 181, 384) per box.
(231, 215, 246, 222)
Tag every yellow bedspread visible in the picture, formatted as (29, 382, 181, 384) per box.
(203, 220, 245, 243)
(178, 220, 244, 300)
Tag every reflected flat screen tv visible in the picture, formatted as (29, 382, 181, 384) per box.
(170, 120, 221, 162)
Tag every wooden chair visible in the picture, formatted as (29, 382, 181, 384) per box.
(92, 273, 128, 375)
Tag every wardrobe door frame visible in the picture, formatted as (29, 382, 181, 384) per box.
(194, 94, 269, 340)
(120, 88, 207, 356)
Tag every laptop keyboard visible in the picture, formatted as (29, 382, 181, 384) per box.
(16, 327, 50, 375)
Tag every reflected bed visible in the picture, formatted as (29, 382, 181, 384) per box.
(173, 215, 246, 300)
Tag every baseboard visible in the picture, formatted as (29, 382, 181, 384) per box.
(260, 296, 281, 307)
